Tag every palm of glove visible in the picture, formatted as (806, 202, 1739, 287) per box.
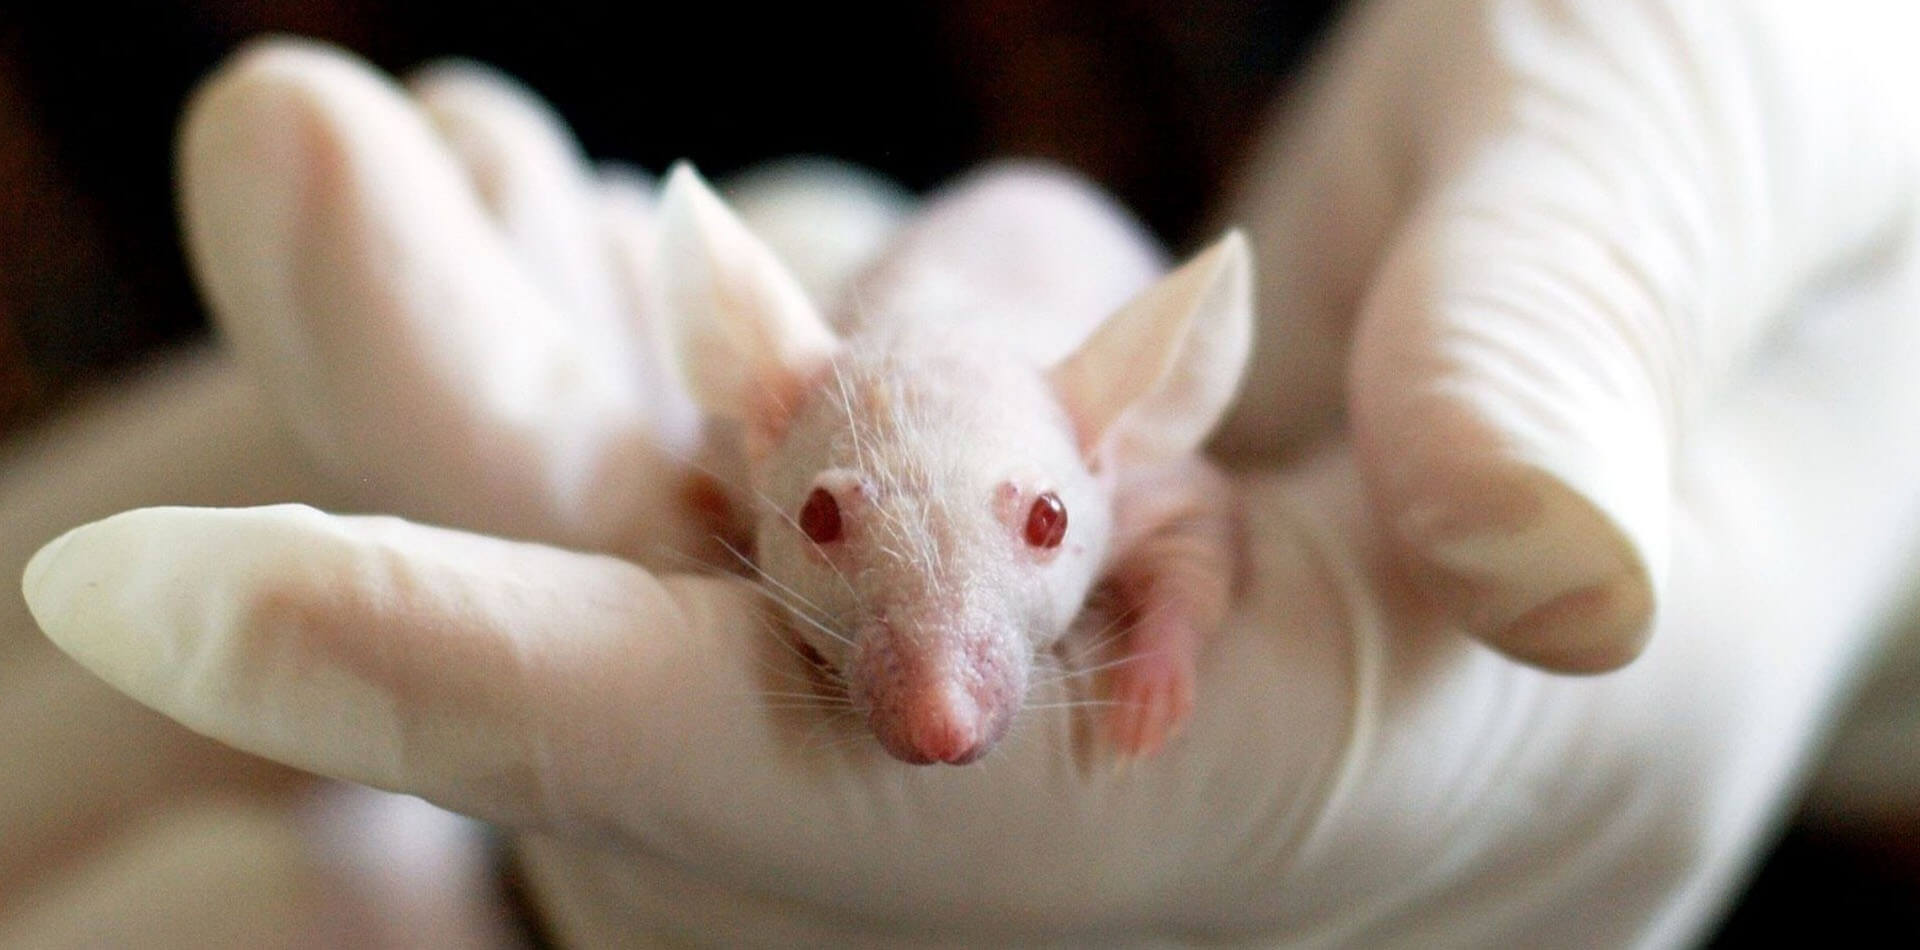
(24, 1, 1920, 945)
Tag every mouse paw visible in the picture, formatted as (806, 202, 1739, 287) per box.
(1104, 646, 1195, 758)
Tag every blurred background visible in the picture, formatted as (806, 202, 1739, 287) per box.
(0, 0, 1913, 943)
(0, 0, 1328, 431)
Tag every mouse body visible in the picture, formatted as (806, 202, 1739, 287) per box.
(658, 162, 1252, 764)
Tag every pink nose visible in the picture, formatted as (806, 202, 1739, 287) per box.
(882, 681, 988, 765)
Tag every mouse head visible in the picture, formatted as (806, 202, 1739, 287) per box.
(656, 164, 1250, 764)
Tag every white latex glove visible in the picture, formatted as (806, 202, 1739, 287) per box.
(176, 44, 907, 570)
(1218, 0, 1920, 673)
(0, 360, 507, 949)
(1, 43, 910, 949)
(0, 43, 911, 947)
(21, 5, 1920, 945)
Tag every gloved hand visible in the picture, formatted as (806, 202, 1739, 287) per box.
(23, 1, 1920, 944)
(0, 359, 507, 949)
(1215, 0, 1920, 673)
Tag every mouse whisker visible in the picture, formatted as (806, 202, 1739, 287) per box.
(759, 704, 862, 715)
(744, 609, 851, 691)
(746, 641, 828, 680)
(640, 538, 730, 576)
(740, 485, 865, 604)
(717, 537, 833, 620)
(752, 664, 838, 696)
(736, 574, 823, 632)
(730, 653, 850, 702)
(1034, 621, 1138, 690)
(777, 602, 860, 653)
(1039, 592, 1186, 689)
(1062, 609, 1136, 661)
(726, 552, 857, 666)
(670, 456, 867, 605)
(754, 690, 857, 705)
(1022, 699, 1126, 711)
(1052, 650, 1156, 684)
(759, 617, 854, 687)
(802, 716, 873, 755)
(662, 546, 723, 574)
(716, 540, 861, 653)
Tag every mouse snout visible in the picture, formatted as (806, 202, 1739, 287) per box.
(896, 680, 988, 765)
(854, 621, 1022, 766)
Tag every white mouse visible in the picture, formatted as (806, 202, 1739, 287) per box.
(657, 162, 1252, 765)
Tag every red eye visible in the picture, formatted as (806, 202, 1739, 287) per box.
(800, 487, 843, 544)
(1024, 492, 1068, 549)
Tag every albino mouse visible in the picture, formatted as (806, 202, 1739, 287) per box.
(657, 162, 1252, 765)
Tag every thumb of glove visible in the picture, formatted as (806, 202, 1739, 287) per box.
(1342, 0, 1915, 670)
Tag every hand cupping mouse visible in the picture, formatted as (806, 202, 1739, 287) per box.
(23, 0, 1920, 944)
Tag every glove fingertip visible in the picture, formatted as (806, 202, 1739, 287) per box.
(1391, 458, 1659, 673)
(1482, 573, 1655, 673)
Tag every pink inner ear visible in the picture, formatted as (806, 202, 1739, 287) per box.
(1055, 398, 1110, 470)
(1051, 331, 1181, 466)
(742, 359, 832, 463)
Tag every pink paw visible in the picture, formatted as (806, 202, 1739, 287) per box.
(1104, 645, 1195, 757)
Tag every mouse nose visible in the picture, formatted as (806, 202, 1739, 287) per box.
(855, 620, 1021, 765)
(902, 681, 986, 765)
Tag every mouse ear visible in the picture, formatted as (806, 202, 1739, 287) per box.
(1050, 230, 1253, 466)
(655, 162, 838, 452)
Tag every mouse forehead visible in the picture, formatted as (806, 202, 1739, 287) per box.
(791, 339, 1080, 487)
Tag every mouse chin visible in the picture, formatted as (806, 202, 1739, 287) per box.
(852, 627, 1025, 766)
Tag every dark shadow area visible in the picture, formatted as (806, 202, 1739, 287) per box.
(0, 0, 1334, 428)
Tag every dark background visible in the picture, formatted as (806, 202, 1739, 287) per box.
(0, 0, 1322, 430)
(0, 1, 1913, 943)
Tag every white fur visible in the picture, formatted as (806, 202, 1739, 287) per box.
(655, 161, 1253, 759)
